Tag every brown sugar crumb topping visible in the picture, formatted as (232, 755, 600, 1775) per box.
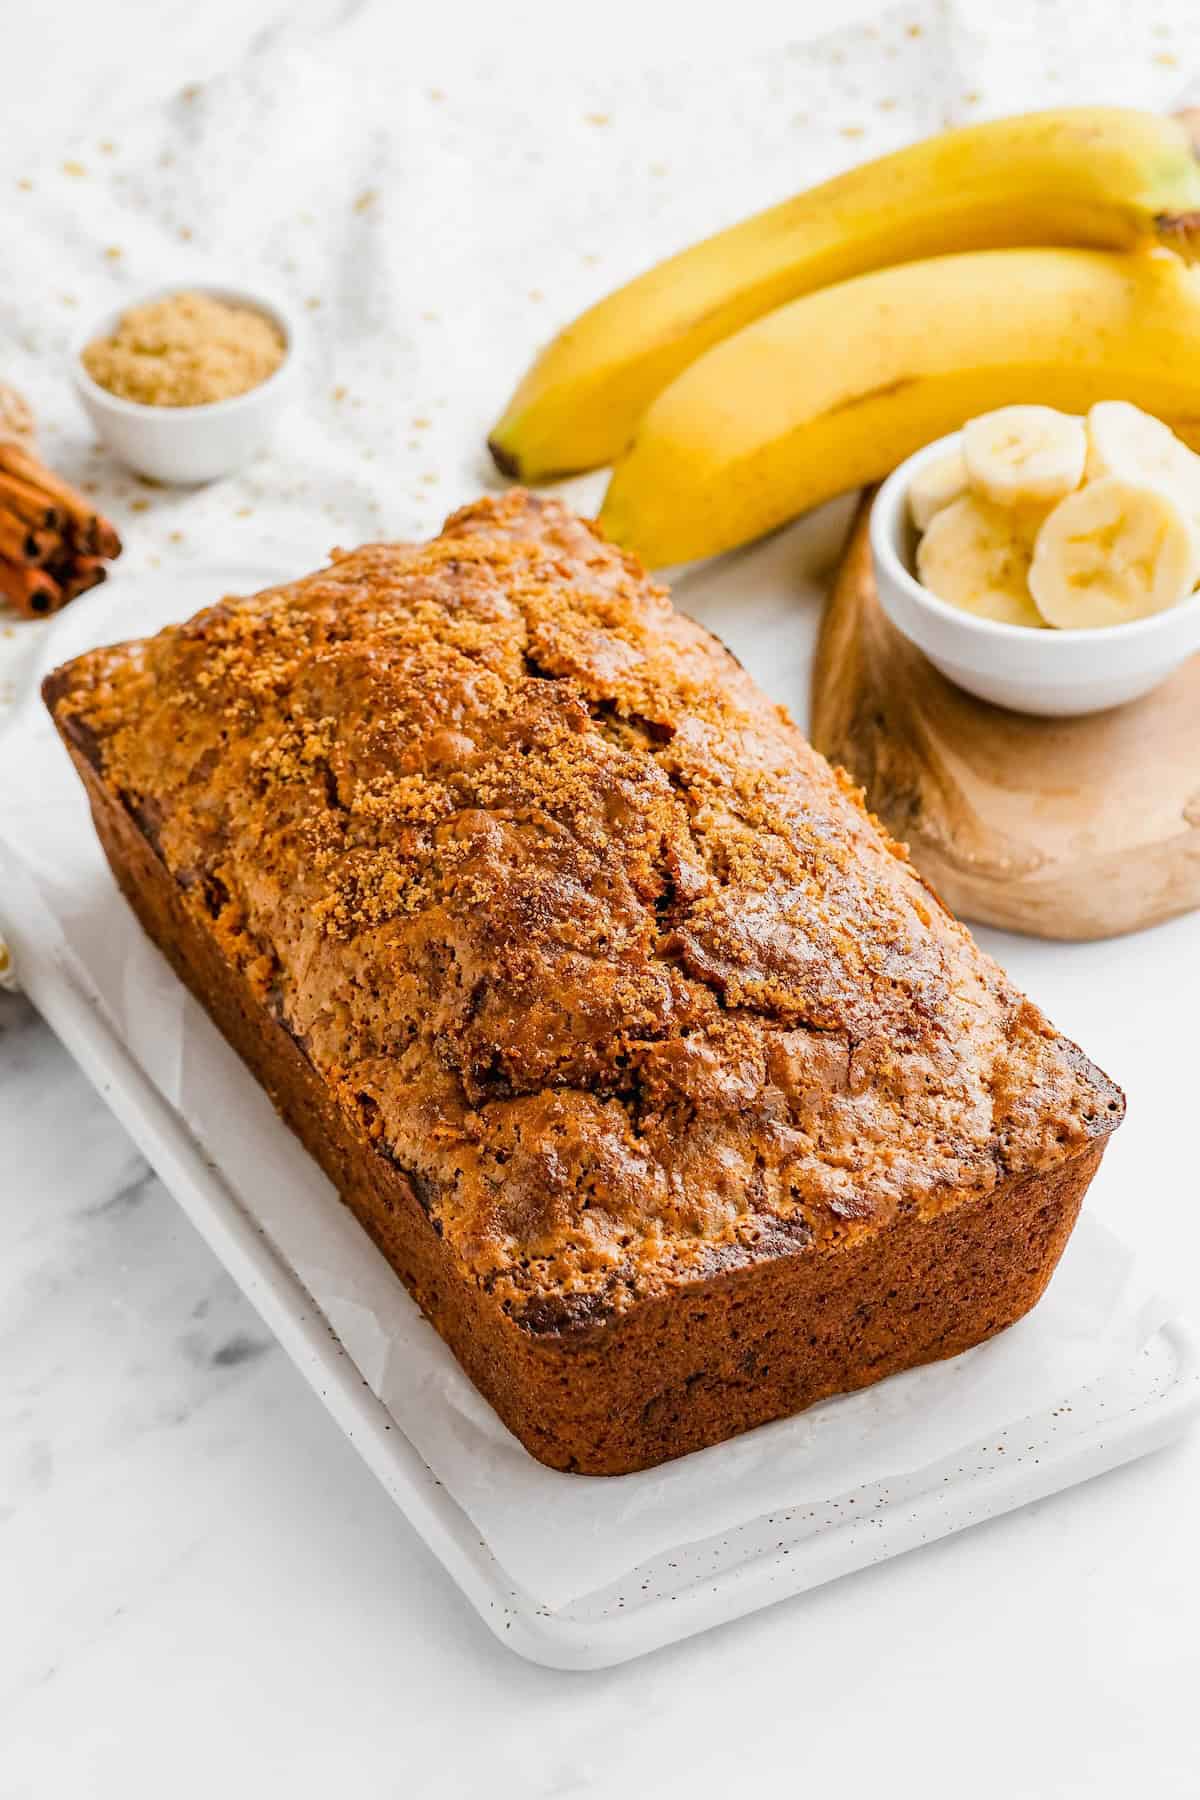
(54, 491, 1121, 1321)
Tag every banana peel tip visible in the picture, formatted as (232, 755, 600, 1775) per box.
(487, 433, 523, 479)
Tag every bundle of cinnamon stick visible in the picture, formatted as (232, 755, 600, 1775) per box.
(0, 442, 122, 619)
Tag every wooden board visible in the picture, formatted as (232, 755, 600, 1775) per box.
(811, 497, 1200, 941)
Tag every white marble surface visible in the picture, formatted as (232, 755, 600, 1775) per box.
(4, 1, 1200, 1793)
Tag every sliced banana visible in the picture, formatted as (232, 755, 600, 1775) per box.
(1085, 401, 1200, 513)
(1029, 477, 1200, 629)
(963, 405, 1087, 508)
(1008, 500, 1056, 551)
(916, 494, 1046, 628)
(909, 449, 968, 532)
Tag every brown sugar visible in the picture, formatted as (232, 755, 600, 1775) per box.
(82, 291, 285, 407)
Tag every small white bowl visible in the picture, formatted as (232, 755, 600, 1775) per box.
(871, 429, 1200, 717)
(71, 284, 298, 485)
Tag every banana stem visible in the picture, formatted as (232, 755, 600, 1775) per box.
(1162, 107, 1200, 258)
(1155, 212, 1200, 262)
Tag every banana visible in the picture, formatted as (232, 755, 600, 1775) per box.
(916, 495, 1045, 628)
(599, 249, 1200, 568)
(1084, 400, 1200, 512)
(962, 404, 1086, 507)
(908, 450, 968, 530)
(490, 108, 1200, 480)
(1029, 477, 1200, 628)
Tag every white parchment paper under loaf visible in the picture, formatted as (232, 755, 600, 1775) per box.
(0, 573, 1165, 1612)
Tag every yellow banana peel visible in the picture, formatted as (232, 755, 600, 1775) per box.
(598, 248, 1200, 567)
(490, 108, 1200, 481)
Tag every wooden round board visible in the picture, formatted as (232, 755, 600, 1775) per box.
(811, 496, 1200, 941)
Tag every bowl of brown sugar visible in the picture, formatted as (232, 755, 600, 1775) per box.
(73, 286, 298, 484)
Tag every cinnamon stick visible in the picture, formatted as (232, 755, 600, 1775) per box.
(59, 557, 107, 603)
(90, 515, 123, 560)
(0, 441, 122, 617)
(0, 473, 60, 532)
(0, 559, 62, 617)
(0, 442, 121, 558)
(0, 507, 58, 566)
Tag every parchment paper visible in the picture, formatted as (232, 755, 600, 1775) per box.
(0, 571, 1166, 1612)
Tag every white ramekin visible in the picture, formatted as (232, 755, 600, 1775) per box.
(870, 429, 1200, 717)
(70, 284, 299, 485)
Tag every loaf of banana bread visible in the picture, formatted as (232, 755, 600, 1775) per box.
(44, 492, 1123, 1474)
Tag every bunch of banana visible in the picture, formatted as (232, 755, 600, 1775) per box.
(598, 246, 1200, 567)
(487, 107, 1200, 568)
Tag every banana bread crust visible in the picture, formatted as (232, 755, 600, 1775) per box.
(44, 492, 1123, 1473)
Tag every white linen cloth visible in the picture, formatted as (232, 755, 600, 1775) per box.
(0, 0, 1195, 714)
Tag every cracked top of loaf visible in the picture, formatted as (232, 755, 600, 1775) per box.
(47, 491, 1122, 1328)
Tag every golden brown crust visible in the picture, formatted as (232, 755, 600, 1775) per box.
(44, 492, 1123, 1470)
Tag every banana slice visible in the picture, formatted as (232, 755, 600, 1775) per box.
(909, 449, 968, 532)
(916, 494, 1045, 627)
(1085, 401, 1200, 512)
(963, 405, 1087, 508)
(1029, 477, 1200, 628)
(1008, 500, 1056, 551)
